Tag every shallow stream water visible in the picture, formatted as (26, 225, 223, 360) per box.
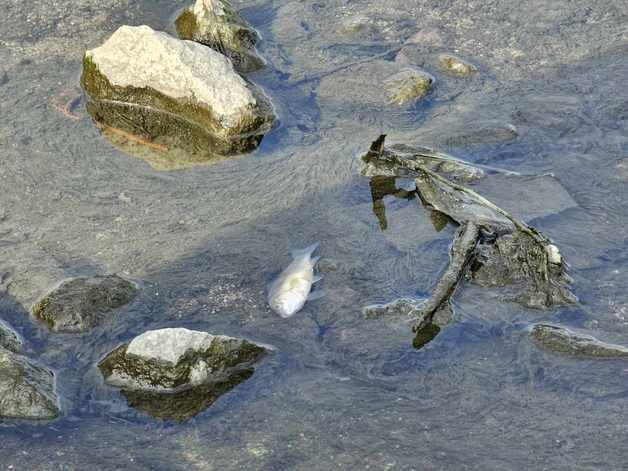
(1, 0, 628, 469)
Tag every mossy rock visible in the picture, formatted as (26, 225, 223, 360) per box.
(98, 328, 266, 392)
(384, 68, 434, 106)
(80, 26, 274, 161)
(0, 348, 60, 420)
(33, 275, 138, 333)
(175, 0, 265, 73)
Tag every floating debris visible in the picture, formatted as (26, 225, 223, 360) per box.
(33, 275, 138, 333)
(99, 328, 266, 420)
(0, 348, 60, 420)
(81, 25, 275, 165)
(361, 135, 577, 331)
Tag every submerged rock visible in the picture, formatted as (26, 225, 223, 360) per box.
(0, 319, 22, 353)
(529, 324, 628, 358)
(175, 0, 264, 74)
(81, 25, 274, 161)
(99, 327, 266, 392)
(438, 54, 477, 77)
(384, 68, 434, 106)
(33, 275, 138, 333)
(0, 348, 60, 420)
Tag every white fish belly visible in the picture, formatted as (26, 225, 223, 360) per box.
(268, 264, 314, 317)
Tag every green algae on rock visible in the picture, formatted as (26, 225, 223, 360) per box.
(175, 0, 265, 74)
(121, 368, 254, 422)
(81, 25, 275, 162)
(529, 324, 628, 358)
(33, 275, 138, 333)
(0, 348, 60, 420)
(384, 67, 434, 106)
(99, 328, 266, 421)
(98, 328, 266, 392)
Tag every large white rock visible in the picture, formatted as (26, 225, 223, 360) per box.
(81, 25, 274, 159)
(85, 25, 257, 129)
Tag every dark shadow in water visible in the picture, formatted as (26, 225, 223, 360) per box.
(368, 176, 417, 230)
(121, 368, 254, 422)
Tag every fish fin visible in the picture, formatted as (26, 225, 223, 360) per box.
(307, 290, 326, 301)
(311, 256, 321, 266)
(312, 274, 323, 283)
(291, 241, 320, 260)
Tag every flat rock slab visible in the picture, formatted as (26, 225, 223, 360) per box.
(98, 327, 266, 392)
(81, 25, 274, 160)
(0, 348, 60, 420)
(33, 275, 138, 333)
(529, 324, 628, 358)
(0, 320, 22, 353)
(176, 0, 264, 73)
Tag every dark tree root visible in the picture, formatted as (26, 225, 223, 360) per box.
(409, 222, 479, 332)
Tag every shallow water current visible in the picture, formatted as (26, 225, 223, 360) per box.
(1, 0, 628, 469)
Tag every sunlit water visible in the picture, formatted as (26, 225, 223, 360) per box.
(1, 0, 628, 469)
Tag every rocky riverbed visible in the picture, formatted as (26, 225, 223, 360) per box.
(1, 0, 628, 469)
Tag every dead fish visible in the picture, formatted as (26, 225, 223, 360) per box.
(268, 242, 323, 317)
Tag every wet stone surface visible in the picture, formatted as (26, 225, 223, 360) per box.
(0, 319, 22, 353)
(0, 348, 60, 420)
(175, 0, 265, 74)
(529, 324, 628, 358)
(32, 275, 138, 333)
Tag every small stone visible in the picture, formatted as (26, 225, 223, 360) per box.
(32, 275, 138, 333)
(616, 159, 628, 181)
(175, 0, 265, 73)
(384, 68, 434, 106)
(98, 327, 266, 392)
(0, 348, 60, 420)
(438, 54, 477, 77)
(529, 324, 628, 358)
(81, 25, 275, 159)
(0, 320, 22, 353)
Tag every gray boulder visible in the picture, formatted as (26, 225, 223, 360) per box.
(0, 348, 60, 420)
(33, 275, 138, 333)
(175, 0, 264, 73)
(529, 324, 628, 358)
(98, 328, 266, 421)
(81, 25, 274, 160)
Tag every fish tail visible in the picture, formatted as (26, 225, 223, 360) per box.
(291, 241, 320, 260)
